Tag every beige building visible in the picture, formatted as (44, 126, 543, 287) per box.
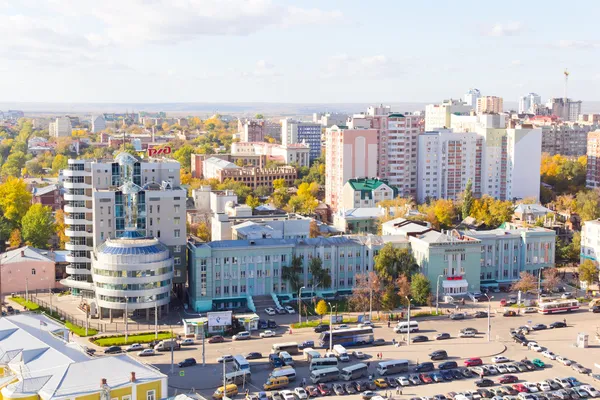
(49, 116, 72, 137)
(476, 96, 503, 114)
(425, 99, 472, 130)
(231, 141, 310, 167)
(203, 157, 297, 189)
(341, 178, 397, 209)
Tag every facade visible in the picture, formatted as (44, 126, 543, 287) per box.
(519, 93, 542, 114)
(61, 153, 186, 304)
(0, 246, 66, 295)
(580, 219, 600, 265)
(324, 126, 378, 212)
(232, 219, 310, 240)
(476, 96, 503, 114)
(91, 115, 106, 133)
(537, 121, 591, 156)
(341, 178, 397, 209)
(586, 131, 600, 188)
(32, 183, 64, 211)
(231, 141, 310, 167)
(49, 116, 72, 137)
(332, 207, 385, 234)
(191, 153, 263, 179)
(281, 119, 322, 161)
(313, 112, 349, 127)
(203, 157, 297, 189)
(546, 98, 582, 122)
(464, 88, 481, 109)
(425, 99, 472, 131)
(240, 120, 266, 142)
(0, 314, 167, 400)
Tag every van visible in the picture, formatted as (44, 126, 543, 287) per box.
(263, 376, 289, 390)
(233, 331, 251, 341)
(225, 370, 252, 385)
(212, 384, 238, 399)
(279, 351, 294, 366)
(333, 344, 349, 362)
(269, 354, 284, 368)
(154, 340, 180, 352)
(270, 366, 296, 381)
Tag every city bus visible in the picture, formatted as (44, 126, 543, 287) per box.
(271, 342, 300, 355)
(318, 327, 374, 348)
(309, 357, 339, 371)
(537, 298, 579, 314)
(310, 367, 340, 384)
(376, 359, 410, 376)
(233, 355, 250, 371)
(340, 363, 368, 381)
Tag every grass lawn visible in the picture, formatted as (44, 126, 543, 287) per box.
(10, 297, 40, 311)
(66, 322, 98, 337)
(93, 331, 174, 347)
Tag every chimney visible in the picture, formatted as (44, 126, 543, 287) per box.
(130, 372, 136, 382)
(20, 250, 25, 258)
(101, 378, 107, 386)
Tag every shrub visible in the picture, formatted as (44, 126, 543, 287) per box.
(92, 331, 174, 347)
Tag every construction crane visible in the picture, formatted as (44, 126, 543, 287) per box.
(564, 68, 569, 101)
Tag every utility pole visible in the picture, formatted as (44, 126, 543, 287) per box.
(484, 293, 493, 342)
(170, 327, 174, 375)
(25, 277, 28, 301)
(222, 351, 226, 393)
(154, 301, 158, 339)
(298, 287, 305, 326)
(201, 322, 206, 367)
(405, 296, 411, 346)
(436, 275, 443, 315)
(328, 302, 335, 352)
(369, 287, 373, 321)
(125, 297, 129, 343)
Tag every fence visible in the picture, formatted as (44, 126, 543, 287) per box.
(27, 294, 182, 334)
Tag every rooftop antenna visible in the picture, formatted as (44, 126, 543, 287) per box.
(564, 68, 569, 102)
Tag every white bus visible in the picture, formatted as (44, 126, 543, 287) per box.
(225, 370, 252, 385)
(270, 366, 296, 381)
(537, 299, 579, 314)
(340, 363, 368, 381)
(310, 367, 340, 384)
(233, 355, 250, 371)
(309, 357, 339, 371)
(271, 342, 300, 355)
(394, 321, 419, 333)
(376, 359, 410, 376)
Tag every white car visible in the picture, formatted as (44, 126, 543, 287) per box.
(352, 351, 365, 359)
(553, 378, 571, 389)
(335, 324, 350, 330)
(496, 365, 508, 374)
(359, 321, 374, 328)
(537, 382, 551, 392)
(493, 356, 510, 363)
(126, 343, 143, 352)
(459, 331, 477, 338)
(506, 364, 518, 373)
(556, 356, 572, 366)
(260, 330, 276, 338)
(294, 388, 308, 399)
(265, 308, 276, 316)
(524, 307, 537, 313)
(580, 386, 600, 398)
(137, 349, 155, 357)
(284, 306, 295, 314)
(529, 343, 543, 352)
(216, 354, 234, 363)
(541, 351, 556, 360)
(279, 390, 295, 400)
(396, 376, 410, 386)
(524, 383, 539, 393)
(181, 338, 195, 346)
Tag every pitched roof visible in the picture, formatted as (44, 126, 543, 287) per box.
(1, 246, 58, 264)
(347, 178, 387, 191)
(32, 184, 60, 196)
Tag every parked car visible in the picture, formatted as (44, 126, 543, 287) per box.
(353, 351, 366, 359)
(317, 383, 332, 396)
(503, 311, 518, 317)
(359, 321, 374, 328)
(335, 324, 350, 330)
(178, 358, 196, 367)
(557, 356, 573, 366)
(104, 346, 122, 354)
(245, 352, 262, 359)
(299, 340, 314, 349)
(474, 311, 488, 318)
(284, 306, 295, 314)
(493, 356, 510, 364)
(461, 328, 479, 334)
(499, 376, 519, 384)
(430, 350, 448, 360)
(439, 361, 458, 370)
(181, 338, 195, 346)
(275, 307, 286, 315)
(313, 324, 329, 333)
(512, 384, 528, 393)
(460, 331, 477, 338)
(524, 307, 537, 313)
(267, 320, 277, 329)
(344, 383, 357, 394)
(436, 333, 451, 340)
(260, 330, 277, 338)
(373, 338, 387, 346)
(415, 362, 435, 372)
(541, 351, 556, 360)
(440, 370, 454, 381)
(450, 313, 466, 320)
(412, 335, 429, 343)
(304, 386, 319, 397)
(476, 379, 495, 388)
(465, 358, 483, 367)
(294, 388, 308, 399)
(233, 331, 251, 341)
(572, 364, 591, 374)
(532, 359, 545, 368)
(126, 343, 143, 352)
(419, 373, 433, 384)
(333, 383, 346, 395)
(550, 321, 567, 329)
(217, 355, 234, 363)
(374, 378, 388, 388)
(137, 349, 155, 357)
(208, 335, 225, 344)
(396, 376, 410, 386)
(265, 307, 276, 315)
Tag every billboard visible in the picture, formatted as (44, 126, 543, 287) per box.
(207, 311, 232, 327)
(148, 146, 172, 157)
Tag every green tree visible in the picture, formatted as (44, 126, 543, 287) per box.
(381, 284, 400, 311)
(196, 222, 211, 242)
(0, 177, 32, 223)
(216, 180, 252, 203)
(374, 243, 418, 283)
(255, 114, 264, 119)
(575, 190, 600, 221)
(309, 257, 331, 289)
(25, 159, 43, 176)
(462, 179, 474, 219)
(282, 255, 303, 294)
(245, 194, 260, 210)
(315, 299, 328, 322)
(52, 154, 68, 174)
(254, 185, 271, 198)
(21, 204, 55, 248)
(579, 259, 598, 289)
(510, 271, 537, 293)
(1, 151, 27, 177)
(173, 144, 195, 172)
(410, 273, 431, 305)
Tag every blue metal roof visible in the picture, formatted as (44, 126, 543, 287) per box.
(119, 230, 144, 239)
(97, 239, 169, 255)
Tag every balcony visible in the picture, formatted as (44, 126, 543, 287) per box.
(64, 217, 92, 225)
(60, 278, 94, 290)
(64, 205, 91, 213)
(65, 229, 93, 237)
(62, 169, 91, 177)
(64, 193, 92, 202)
(65, 242, 92, 251)
(65, 266, 92, 275)
(65, 254, 91, 263)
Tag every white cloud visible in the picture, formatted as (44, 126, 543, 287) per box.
(322, 54, 395, 79)
(511, 59, 522, 66)
(555, 39, 600, 49)
(240, 60, 281, 78)
(486, 22, 523, 37)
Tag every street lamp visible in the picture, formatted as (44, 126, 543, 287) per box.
(537, 268, 545, 301)
(327, 302, 336, 352)
(298, 286, 305, 326)
(484, 293, 493, 342)
(435, 275, 444, 315)
(405, 296, 411, 346)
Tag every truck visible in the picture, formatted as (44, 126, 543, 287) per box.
(333, 345, 349, 362)
(154, 339, 180, 352)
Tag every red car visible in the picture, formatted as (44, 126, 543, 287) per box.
(499, 375, 518, 384)
(208, 335, 224, 343)
(512, 384, 528, 393)
(317, 383, 332, 396)
(465, 358, 483, 367)
(304, 386, 319, 397)
(419, 373, 433, 384)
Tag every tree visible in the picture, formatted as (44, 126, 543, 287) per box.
(462, 179, 474, 219)
(196, 222, 211, 242)
(161, 122, 170, 131)
(309, 257, 331, 289)
(25, 159, 43, 176)
(579, 259, 598, 289)
(418, 199, 457, 230)
(349, 272, 383, 313)
(0, 177, 32, 223)
(410, 273, 431, 305)
(309, 220, 320, 238)
(54, 210, 69, 249)
(52, 154, 68, 174)
(255, 114, 264, 119)
(575, 190, 600, 221)
(396, 275, 411, 305)
(542, 268, 561, 292)
(245, 194, 260, 210)
(1, 151, 27, 177)
(315, 299, 328, 322)
(511, 271, 537, 293)
(254, 185, 271, 198)
(282, 255, 303, 294)
(470, 196, 514, 228)
(381, 284, 399, 311)
(8, 229, 22, 248)
(173, 144, 195, 172)
(21, 204, 55, 248)
(374, 243, 418, 283)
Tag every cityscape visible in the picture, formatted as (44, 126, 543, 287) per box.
(1, 2, 600, 400)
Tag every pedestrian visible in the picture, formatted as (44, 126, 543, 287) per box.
(396, 387, 400, 395)
(302, 378, 306, 386)
(367, 361, 371, 368)
(388, 321, 391, 328)
(392, 338, 396, 345)
(399, 388, 403, 396)
(564, 318, 567, 326)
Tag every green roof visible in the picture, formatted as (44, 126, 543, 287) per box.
(388, 113, 405, 118)
(347, 178, 398, 199)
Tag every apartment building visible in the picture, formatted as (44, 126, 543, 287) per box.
(49, 116, 72, 137)
(464, 88, 481, 109)
(324, 126, 378, 212)
(313, 112, 349, 127)
(476, 96, 503, 114)
(536, 121, 591, 156)
(586, 130, 600, 189)
(61, 153, 187, 311)
(281, 119, 322, 161)
(519, 93, 542, 114)
(580, 219, 600, 265)
(341, 178, 397, 209)
(231, 141, 310, 167)
(425, 99, 472, 131)
(203, 157, 297, 188)
(91, 115, 106, 133)
(546, 98, 582, 122)
(240, 120, 266, 142)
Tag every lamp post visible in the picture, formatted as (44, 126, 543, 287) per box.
(405, 296, 411, 346)
(327, 302, 336, 352)
(298, 286, 305, 326)
(369, 286, 373, 322)
(484, 293, 493, 342)
(537, 268, 544, 301)
(435, 275, 444, 315)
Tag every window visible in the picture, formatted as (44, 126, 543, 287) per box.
(31, 268, 36, 275)
(460, 254, 466, 261)
(174, 205, 180, 213)
(443, 254, 448, 261)
(265, 255, 271, 262)
(174, 245, 181, 253)
(174, 229, 180, 238)
(147, 390, 156, 400)
(281, 254, 287, 262)
(174, 217, 180, 225)
(215, 272, 221, 279)
(174, 257, 181, 265)
(157, 230, 160, 238)
(174, 270, 181, 277)
(123, 396, 131, 400)
(157, 205, 161, 213)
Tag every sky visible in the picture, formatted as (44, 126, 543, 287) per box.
(1, 0, 599, 104)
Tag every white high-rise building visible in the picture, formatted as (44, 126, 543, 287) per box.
(518, 93, 542, 114)
(464, 88, 481, 109)
(280, 119, 322, 161)
(425, 99, 472, 131)
(61, 153, 187, 317)
(91, 115, 106, 133)
(49, 116, 72, 137)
